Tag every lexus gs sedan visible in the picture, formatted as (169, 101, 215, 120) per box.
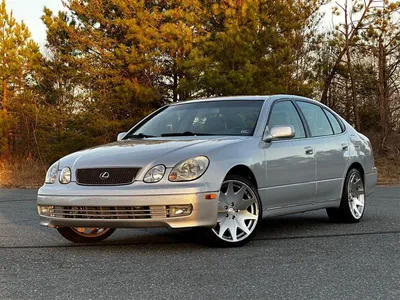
(37, 95, 377, 246)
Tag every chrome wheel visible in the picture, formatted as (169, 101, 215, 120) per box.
(212, 180, 260, 243)
(326, 168, 366, 223)
(347, 171, 365, 219)
(71, 227, 111, 237)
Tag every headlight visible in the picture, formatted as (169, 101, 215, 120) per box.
(144, 165, 166, 183)
(169, 156, 209, 182)
(59, 167, 71, 184)
(45, 161, 59, 184)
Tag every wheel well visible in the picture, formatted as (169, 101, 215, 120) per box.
(348, 162, 364, 180)
(226, 165, 258, 189)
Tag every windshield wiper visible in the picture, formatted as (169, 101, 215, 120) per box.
(125, 133, 156, 139)
(160, 131, 216, 137)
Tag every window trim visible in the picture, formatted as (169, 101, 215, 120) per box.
(322, 108, 335, 134)
(265, 99, 308, 140)
(326, 108, 346, 133)
(295, 100, 335, 138)
(322, 108, 343, 135)
(292, 100, 311, 138)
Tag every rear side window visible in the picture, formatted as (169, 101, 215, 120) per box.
(296, 101, 333, 137)
(323, 109, 342, 134)
(268, 101, 306, 138)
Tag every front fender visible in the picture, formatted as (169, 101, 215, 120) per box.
(202, 138, 266, 191)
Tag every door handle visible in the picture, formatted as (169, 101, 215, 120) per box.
(304, 146, 314, 155)
(341, 143, 348, 151)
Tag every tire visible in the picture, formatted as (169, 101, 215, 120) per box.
(57, 227, 116, 243)
(201, 174, 262, 247)
(326, 168, 365, 223)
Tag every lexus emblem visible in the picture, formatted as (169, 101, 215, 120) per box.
(99, 172, 110, 179)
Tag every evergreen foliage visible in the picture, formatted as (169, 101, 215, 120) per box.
(1, 0, 400, 163)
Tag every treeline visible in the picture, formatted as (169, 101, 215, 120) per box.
(1, 0, 400, 166)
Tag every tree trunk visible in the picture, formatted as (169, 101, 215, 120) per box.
(173, 71, 178, 102)
(348, 63, 360, 132)
(321, 68, 339, 105)
(378, 36, 389, 143)
(345, 82, 351, 121)
(327, 87, 331, 108)
(2, 79, 10, 158)
(344, 6, 360, 131)
(178, 73, 186, 101)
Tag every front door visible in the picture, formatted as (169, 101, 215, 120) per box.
(263, 100, 316, 209)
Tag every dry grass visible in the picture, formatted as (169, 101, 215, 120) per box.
(375, 156, 400, 186)
(367, 132, 400, 185)
(0, 157, 46, 188)
(0, 154, 399, 189)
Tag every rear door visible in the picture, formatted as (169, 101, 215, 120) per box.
(264, 100, 316, 209)
(296, 101, 348, 203)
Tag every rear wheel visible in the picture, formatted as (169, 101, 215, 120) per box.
(327, 168, 365, 223)
(203, 175, 262, 247)
(57, 227, 115, 243)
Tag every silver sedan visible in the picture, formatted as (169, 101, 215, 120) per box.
(37, 95, 378, 246)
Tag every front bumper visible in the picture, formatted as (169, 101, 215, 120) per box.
(37, 192, 219, 229)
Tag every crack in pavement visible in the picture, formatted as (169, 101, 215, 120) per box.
(0, 199, 36, 203)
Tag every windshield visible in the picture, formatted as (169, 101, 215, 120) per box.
(127, 100, 264, 138)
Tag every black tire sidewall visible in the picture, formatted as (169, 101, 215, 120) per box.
(57, 227, 115, 243)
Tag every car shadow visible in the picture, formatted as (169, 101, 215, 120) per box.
(93, 212, 335, 248)
(257, 213, 332, 235)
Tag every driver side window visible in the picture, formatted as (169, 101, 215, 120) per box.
(268, 101, 306, 139)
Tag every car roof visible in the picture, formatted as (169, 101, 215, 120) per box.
(170, 95, 270, 105)
(170, 95, 319, 105)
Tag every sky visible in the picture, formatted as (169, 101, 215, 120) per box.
(6, 0, 64, 47)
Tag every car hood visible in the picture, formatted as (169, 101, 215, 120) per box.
(60, 136, 250, 170)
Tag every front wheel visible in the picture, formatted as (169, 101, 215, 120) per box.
(57, 227, 115, 243)
(203, 175, 262, 247)
(327, 168, 365, 223)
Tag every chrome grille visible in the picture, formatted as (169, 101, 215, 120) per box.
(76, 168, 140, 185)
(46, 205, 170, 219)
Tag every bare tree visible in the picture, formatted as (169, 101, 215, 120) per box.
(321, 0, 374, 106)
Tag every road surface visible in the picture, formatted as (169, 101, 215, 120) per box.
(0, 187, 399, 299)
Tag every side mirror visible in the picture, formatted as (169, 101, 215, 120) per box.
(263, 125, 295, 142)
(117, 132, 127, 141)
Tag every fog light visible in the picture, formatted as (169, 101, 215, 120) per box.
(169, 205, 192, 217)
(38, 205, 54, 216)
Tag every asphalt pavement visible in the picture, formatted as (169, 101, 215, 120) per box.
(0, 187, 399, 300)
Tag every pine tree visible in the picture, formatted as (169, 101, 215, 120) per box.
(185, 0, 328, 98)
(361, 0, 400, 148)
(42, 0, 164, 135)
(0, 0, 41, 157)
(152, 0, 208, 102)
